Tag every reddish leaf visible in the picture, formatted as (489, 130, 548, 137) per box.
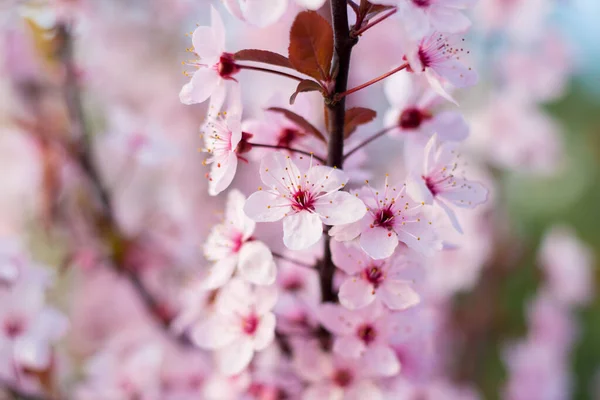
(290, 79, 325, 104)
(344, 107, 377, 138)
(234, 49, 293, 69)
(267, 107, 327, 143)
(288, 11, 333, 81)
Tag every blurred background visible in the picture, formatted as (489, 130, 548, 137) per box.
(1, 0, 600, 399)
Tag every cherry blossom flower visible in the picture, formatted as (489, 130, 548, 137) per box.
(406, 135, 488, 233)
(223, 0, 327, 28)
(179, 6, 238, 105)
(0, 238, 26, 287)
(191, 279, 278, 375)
(384, 73, 469, 156)
(331, 240, 421, 310)
(200, 86, 248, 196)
(404, 32, 478, 104)
(244, 153, 366, 250)
(318, 302, 401, 376)
(293, 339, 388, 400)
(200, 189, 276, 288)
(538, 226, 594, 307)
(329, 176, 441, 259)
(378, 0, 476, 39)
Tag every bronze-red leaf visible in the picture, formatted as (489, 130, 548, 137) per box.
(234, 49, 294, 69)
(267, 107, 327, 143)
(288, 11, 334, 81)
(344, 107, 377, 138)
(290, 79, 325, 105)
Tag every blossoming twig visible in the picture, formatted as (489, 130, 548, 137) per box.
(248, 142, 326, 164)
(344, 126, 394, 160)
(271, 251, 317, 270)
(352, 8, 398, 37)
(335, 63, 408, 100)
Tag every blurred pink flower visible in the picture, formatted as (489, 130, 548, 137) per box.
(223, 0, 326, 28)
(244, 153, 366, 250)
(331, 240, 421, 311)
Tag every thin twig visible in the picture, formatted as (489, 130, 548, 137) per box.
(352, 8, 397, 37)
(336, 63, 408, 100)
(272, 252, 316, 270)
(249, 142, 326, 164)
(344, 126, 394, 160)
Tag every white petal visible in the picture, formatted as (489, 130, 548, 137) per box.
(329, 220, 364, 242)
(191, 26, 221, 62)
(333, 335, 365, 359)
(254, 285, 279, 314)
(406, 174, 434, 205)
(433, 59, 478, 89)
(361, 345, 400, 377)
(191, 315, 238, 349)
(303, 384, 344, 400)
(438, 178, 489, 208)
(244, 190, 291, 222)
(378, 280, 420, 310)
(200, 256, 237, 289)
(318, 303, 360, 335)
(384, 72, 416, 109)
(429, 6, 471, 34)
(306, 166, 348, 193)
(314, 192, 366, 225)
(425, 70, 458, 105)
(339, 278, 376, 310)
(179, 68, 220, 105)
(241, 0, 288, 27)
(295, 0, 327, 10)
(13, 337, 51, 370)
(238, 241, 277, 285)
(225, 189, 255, 238)
(215, 337, 254, 375)
(253, 312, 276, 351)
(260, 152, 301, 192)
(344, 381, 383, 400)
(208, 152, 238, 196)
(359, 227, 399, 260)
(283, 211, 323, 250)
(330, 239, 370, 275)
(425, 111, 469, 142)
(210, 5, 226, 52)
(436, 198, 463, 234)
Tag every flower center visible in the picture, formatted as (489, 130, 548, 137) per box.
(291, 190, 315, 212)
(361, 265, 385, 287)
(242, 314, 259, 335)
(374, 207, 395, 229)
(283, 276, 304, 292)
(333, 368, 354, 388)
(412, 0, 431, 7)
(423, 176, 440, 196)
(399, 107, 431, 130)
(4, 317, 24, 338)
(357, 324, 377, 345)
(217, 53, 240, 79)
(277, 128, 304, 148)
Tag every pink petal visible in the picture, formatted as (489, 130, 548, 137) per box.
(425, 70, 458, 105)
(425, 111, 469, 142)
(225, 189, 255, 239)
(361, 345, 400, 377)
(259, 152, 302, 192)
(208, 152, 238, 196)
(429, 6, 471, 34)
(330, 240, 370, 275)
(209, 5, 226, 52)
(238, 241, 276, 285)
(241, 0, 288, 28)
(244, 190, 291, 222)
(200, 256, 237, 289)
(318, 303, 360, 335)
(438, 178, 489, 208)
(191, 315, 239, 349)
(295, 0, 327, 10)
(283, 211, 323, 250)
(360, 226, 399, 260)
(306, 165, 348, 193)
(314, 192, 366, 226)
(13, 337, 51, 370)
(344, 380, 383, 400)
(191, 26, 221, 63)
(433, 59, 478, 89)
(303, 384, 344, 400)
(378, 280, 420, 310)
(329, 220, 364, 242)
(406, 174, 434, 205)
(436, 198, 464, 234)
(254, 285, 279, 314)
(215, 337, 254, 375)
(253, 312, 276, 351)
(339, 277, 376, 310)
(179, 68, 219, 105)
(333, 335, 366, 359)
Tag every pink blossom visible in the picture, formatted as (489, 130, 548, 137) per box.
(293, 339, 387, 400)
(200, 86, 247, 196)
(179, 6, 238, 105)
(223, 0, 326, 28)
(404, 32, 478, 104)
(329, 176, 441, 259)
(406, 135, 488, 233)
(201, 189, 276, 288)
(379, 0, 476, 38)
(244, 153, 366, 250)
(384, 73, 469, 155)
(331, 240, 421, 311)
(538, 226, 594, 307)
(191, 279, 278, 375)
(318, 302, 401, 376)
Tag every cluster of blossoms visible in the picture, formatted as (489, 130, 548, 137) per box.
(0, 0, 596, 399)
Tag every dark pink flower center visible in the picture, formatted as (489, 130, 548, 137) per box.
(399, 107, 432, 130)
(373, 207, 395, 229)
(412, 0, 431, 7)
(361, 265, 385, 287)
(333, 368, 354, 388)
(242, 314, 259, 335)
(4, 318, 24, 338)
(217, 53, 240, 79)
(357, 324, 377, 345)
(283, 276, 304, 292)
(291, 190, 315, 212)
(423, 175, 444, 196)
(277, 128, 304, 148)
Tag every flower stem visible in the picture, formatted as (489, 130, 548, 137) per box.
(249, 142, 326, 164)
(344, 126, 394, 160)
(352, 8, 398, 37)
(335, 63, 408, 100)
(238, 64, 306, 82)
(272, 252, 316, 270)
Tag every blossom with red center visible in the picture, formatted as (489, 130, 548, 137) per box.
(318, 302, 401, 376)
(201, 86, 245, 196)
(244, 153, 366, 250)
(404, 32, 478, 104)
(330, 175, 441, 259)
(192, 279, 277, 375)
(179, 6, 238, 105)
(331, 240, 421, 311)
(201, 189, 276, 289)
(407, 135, 489, 233)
